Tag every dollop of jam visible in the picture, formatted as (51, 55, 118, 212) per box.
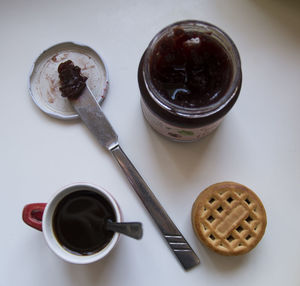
(58, 60, 87, 99)
(149, 28, 233, 108)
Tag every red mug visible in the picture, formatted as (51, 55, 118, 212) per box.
(22, 183, 122, 264)
(23, 203, 46, 231)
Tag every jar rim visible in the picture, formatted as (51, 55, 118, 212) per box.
(142, 20, 242, 119)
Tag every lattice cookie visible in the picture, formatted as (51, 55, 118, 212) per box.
(192, 182, 267, 255)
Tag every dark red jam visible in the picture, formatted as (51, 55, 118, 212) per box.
(149, 28, 233, 108)
(58, 60, 87, 99)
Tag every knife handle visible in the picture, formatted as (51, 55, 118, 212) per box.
(110, 145, 200, 270)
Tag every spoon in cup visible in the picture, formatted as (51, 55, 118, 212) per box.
(105, 220, 143, 240)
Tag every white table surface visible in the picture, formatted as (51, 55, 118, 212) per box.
(1, 0, 299, 285)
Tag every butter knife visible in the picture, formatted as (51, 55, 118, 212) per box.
(70, 86, 200, 270)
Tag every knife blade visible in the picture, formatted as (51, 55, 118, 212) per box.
(70, 87, 118, 151)
(70, 86, 200, 270)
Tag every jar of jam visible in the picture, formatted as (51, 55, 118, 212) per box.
(138, 20, 242, 142)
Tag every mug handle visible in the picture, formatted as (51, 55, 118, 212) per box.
(22, 203, 47, 231)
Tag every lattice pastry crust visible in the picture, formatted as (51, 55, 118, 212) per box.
(192, 182, 267, 255)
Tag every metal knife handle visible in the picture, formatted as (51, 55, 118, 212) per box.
(110, 145, 200, 270)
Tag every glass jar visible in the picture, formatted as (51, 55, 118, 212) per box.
(138, 20, 242, 142)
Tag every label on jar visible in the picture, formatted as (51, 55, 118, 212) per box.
(141, 99, 223, 142)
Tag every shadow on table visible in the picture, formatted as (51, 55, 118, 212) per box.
(180, 214, 250, 274)
(63, 241, 122, 285)
(192, 235, 250, 273)
(141, 118, 220, 181)
(253, 0, 300, 49)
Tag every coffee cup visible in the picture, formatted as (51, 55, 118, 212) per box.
(22, 183, 122, 264)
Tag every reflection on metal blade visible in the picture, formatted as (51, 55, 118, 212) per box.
(70, 86, 118, 150)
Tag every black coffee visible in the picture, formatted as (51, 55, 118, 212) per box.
(53, 190, 116, 255)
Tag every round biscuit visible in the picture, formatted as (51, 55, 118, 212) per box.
(191, 182, 267, 255)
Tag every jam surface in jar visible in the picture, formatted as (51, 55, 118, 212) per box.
(149, 28, 233, 108)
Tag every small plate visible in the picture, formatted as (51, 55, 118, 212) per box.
(29, 42, 109, 120)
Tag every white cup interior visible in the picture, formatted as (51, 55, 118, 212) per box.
(42, 183, 121, 264)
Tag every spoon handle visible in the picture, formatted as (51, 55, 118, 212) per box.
(106, 221, 143, 240)
(111, 145, 200, 270)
